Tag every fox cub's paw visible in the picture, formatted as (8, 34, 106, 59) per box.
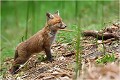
(48, 57, 54, 62)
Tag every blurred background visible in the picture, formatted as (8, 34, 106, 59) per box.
(1, 1, 119, 61)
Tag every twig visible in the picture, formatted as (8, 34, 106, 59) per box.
(14, 57, 32, 74)
(84, 38, 115, 47)
(63, 52, 75, 57)
(113, 23, 119, 28)
(59, 29, 74, 32)
(53, 69, 72, 78)
(98, 38, 115, 44)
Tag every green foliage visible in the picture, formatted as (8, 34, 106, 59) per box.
(75, 24, 82, 78)
(37, 54, 46, 62)
(96, 53, 116, 64)
(57, 24, 77, 43)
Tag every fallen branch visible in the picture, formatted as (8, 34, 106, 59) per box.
(82, 30, 119, 40)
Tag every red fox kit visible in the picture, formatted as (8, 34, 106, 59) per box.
(10, 11, 67, 74)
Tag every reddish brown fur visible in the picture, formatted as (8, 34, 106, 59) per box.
(10, 11, 67, 74)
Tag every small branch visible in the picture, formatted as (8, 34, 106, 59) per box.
(53, 69, 72, 78)
(98, 38, 115, 44)
(63, 51, 75, 57)
(113, 23, 120, 28)
(59, 29, 74, 32)
(14, 57, 32, 74)
(83, 38, 115, 47)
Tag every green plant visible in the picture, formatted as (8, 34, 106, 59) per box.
(38, 54, 46, 62)
(75, 19, 82, 78)
(96, 53, 116, 64)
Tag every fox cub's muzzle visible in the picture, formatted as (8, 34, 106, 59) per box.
(59, 22, 67, 29)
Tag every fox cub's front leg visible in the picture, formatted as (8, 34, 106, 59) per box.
(44, 46, 53, 62)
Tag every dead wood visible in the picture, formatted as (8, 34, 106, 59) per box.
(63, 51, 75, 57)
(82, 30, 119, 40)
(83, 38, 115, 47)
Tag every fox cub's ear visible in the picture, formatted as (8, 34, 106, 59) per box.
(55, 10, 59, 16)
(46, 13, 54, 20)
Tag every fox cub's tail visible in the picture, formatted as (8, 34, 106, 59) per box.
(14, 50, 18, 60)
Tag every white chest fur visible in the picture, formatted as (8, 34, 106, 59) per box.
(48, 31, 56, 44)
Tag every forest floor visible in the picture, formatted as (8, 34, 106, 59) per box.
(1, 22, 120, 80)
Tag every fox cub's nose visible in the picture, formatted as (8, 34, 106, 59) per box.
(62, 22, 67, 29)
(64, 24, 67, 28)
(65, 25, 67, 28)
(62, 24, 67, 29)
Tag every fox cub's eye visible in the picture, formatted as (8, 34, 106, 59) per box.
(58, 21, 61, 23)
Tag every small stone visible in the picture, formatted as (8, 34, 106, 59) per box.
(16, 77, 23, 80)
(51, 71, 59, 75)
(59, 76, 71, 80)
(57, 56, 65, 61)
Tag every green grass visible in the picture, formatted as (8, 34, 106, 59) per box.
(96, 53, 116, 64)
(1, 1, 119, 62)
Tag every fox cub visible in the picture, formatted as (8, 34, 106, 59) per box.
(10, 11, 67, 74)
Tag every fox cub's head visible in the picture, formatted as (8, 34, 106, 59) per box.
(46, 11, 67, 30)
